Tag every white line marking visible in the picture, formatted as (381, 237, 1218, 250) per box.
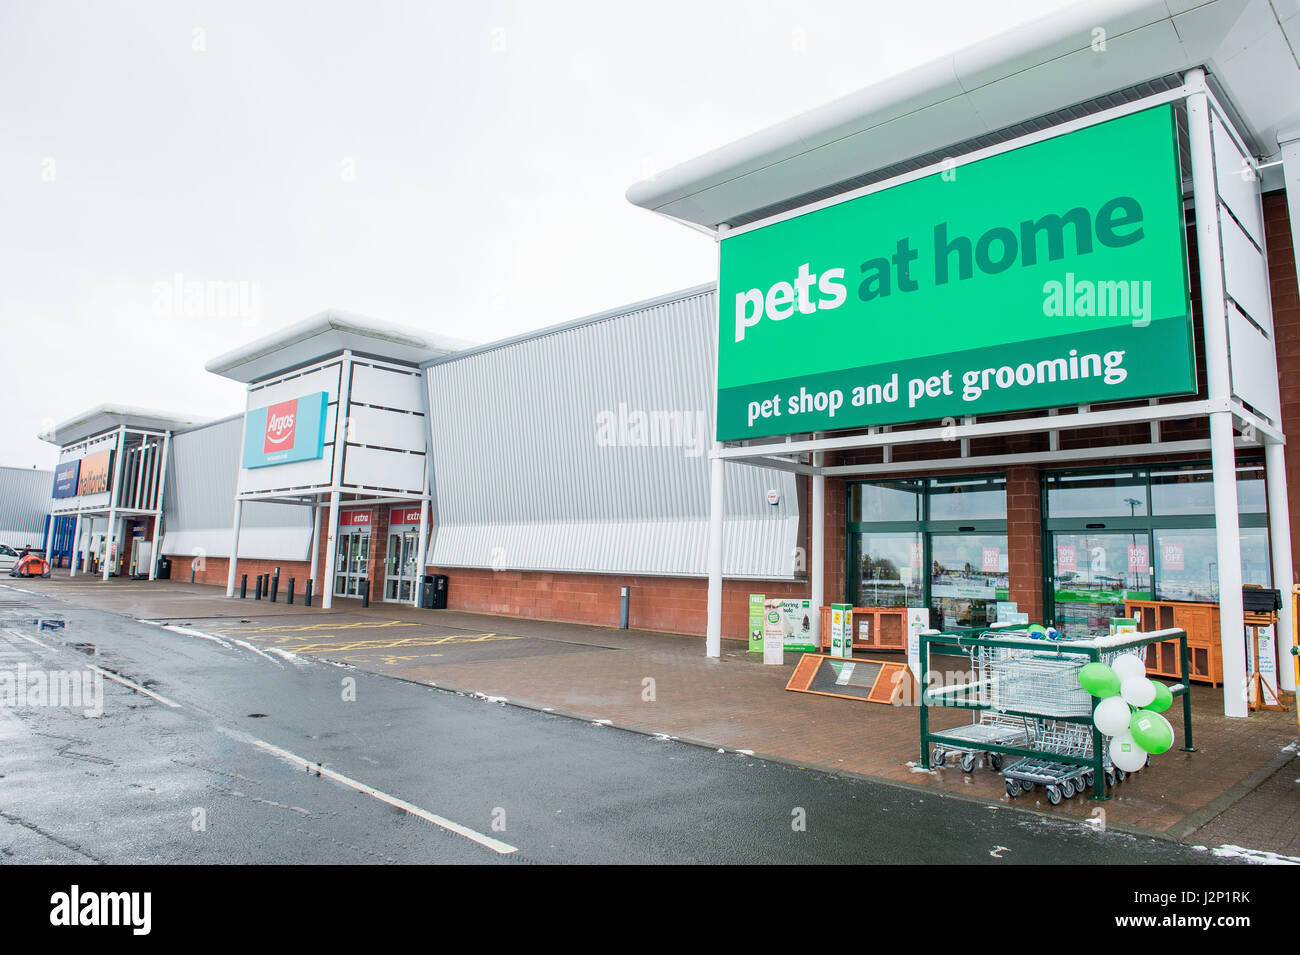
(163, 625, 232, 648)
(4, 628, 56, 652)
(246, 736, 518, 855)
(86, 664, 182, 708)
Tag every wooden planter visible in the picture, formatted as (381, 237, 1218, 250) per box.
(818, 605, 907, 653)
(1123, 599, 1223, 686)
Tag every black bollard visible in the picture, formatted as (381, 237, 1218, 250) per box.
(240, 574, 247, 599)
(255, 574, 263, 600)
(304, 580, 313, 607)
(287, 578, 295, 605)
(270, 570, 279, 603)
(361, 578, 369, 609)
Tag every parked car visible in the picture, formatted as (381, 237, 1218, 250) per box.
(0, 543, 27, 574)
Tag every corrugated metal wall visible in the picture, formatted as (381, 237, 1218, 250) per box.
(425, 286, 800, 579)
(0, 467, 54, 547)
(161, 416, 313, 560)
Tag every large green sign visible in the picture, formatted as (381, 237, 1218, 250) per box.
(717, 105, 1193, 441)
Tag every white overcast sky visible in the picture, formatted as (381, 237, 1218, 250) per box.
(2, 0, 1075, 470)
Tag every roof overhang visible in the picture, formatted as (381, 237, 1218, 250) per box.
(40, 405, 208, 447)
(627, 0, 1300, 230)
(205, 309, 474, 384)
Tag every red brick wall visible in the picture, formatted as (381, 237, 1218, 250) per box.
(1006, 466, 1043, 621)
(426, 565, 809, 637)
(1264, 190, 1300, 583)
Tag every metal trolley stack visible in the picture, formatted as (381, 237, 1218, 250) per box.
(919, 627, 1196, 802)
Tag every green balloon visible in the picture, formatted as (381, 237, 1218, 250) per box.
(1129, 709, 1174, 755)
(1027, 623, 1047, 634)
(1079, 662, 1121, 699)
(1148, 681, 1173, 713)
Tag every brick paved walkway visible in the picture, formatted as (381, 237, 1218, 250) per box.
(12, 573, 1300, 854)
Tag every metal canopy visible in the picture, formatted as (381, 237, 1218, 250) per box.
(39, 405, 205, 448)
(626, 0, 1300, 230)
(205, 309, 473, 384)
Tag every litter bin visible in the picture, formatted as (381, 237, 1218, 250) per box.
(157, 557, 172, 580)
(420, 574, 449, 609)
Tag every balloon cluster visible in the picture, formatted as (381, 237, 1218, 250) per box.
(1078, 654, 1175, 773)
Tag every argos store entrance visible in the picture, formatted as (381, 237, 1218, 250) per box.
(384, 505, 424, 602)
(334, 508, 372, 599)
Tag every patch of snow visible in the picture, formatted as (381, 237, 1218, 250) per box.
(163, 625, 232, 648)
(1208, 845, 1300, 865)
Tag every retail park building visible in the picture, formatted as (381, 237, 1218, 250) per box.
(29, 0, 1300, 718)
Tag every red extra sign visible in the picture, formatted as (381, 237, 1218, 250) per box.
(339, 509, 371, 527)
(263, 399, 298, 453)
(389, 506, 423, 527)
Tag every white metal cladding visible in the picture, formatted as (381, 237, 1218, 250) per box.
(0, 467, 54, 547)
(424, 286, 799, 578)
(162, 416, 312, 560)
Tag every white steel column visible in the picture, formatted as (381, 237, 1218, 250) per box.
(148, 431, 170, 581)
(102, 427, 127, 581)
(309, 504, 322, 594)
(413, 499, 430, 607)
(1187, 71, 1248, 716)
(42, 512, 55, 564)
(811, 447, 825, 610)
(321, 492, 342, 609)
(69, 513, 81, 577)
(225, 499, 243, 597)
(80, 517, 92, 576)
(322, 352, 354, 611)
(1265, 440, 1296, 691)
(706, 451, 725, 658)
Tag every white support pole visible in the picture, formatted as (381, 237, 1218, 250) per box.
(148, 432, 170, 581)
(69, 513, 81, 577)
(131, 445, 145, 511)
(322, 491, 342, 609)
(811, 446, 825, 611)
(1265, 440, 1296, 692)
(413, 499, 430, 608)
(1187, 71, 1248, 717)
(42, 512, 55, 563)
(322, 352, 354, 611)
(81, 517, 92, 577)
(225, 499, 243, 597)
(102, 426, 127, 581)
(706, 452, 725, 658)
(309, 504, 322, 594)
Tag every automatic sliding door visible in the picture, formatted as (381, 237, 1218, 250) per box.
(929, 534, 1009, 630)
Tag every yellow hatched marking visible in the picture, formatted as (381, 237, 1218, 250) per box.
(213, 620, 420, 634)
(279, 633, 520, 654)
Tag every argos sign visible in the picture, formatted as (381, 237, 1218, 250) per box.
(242, 392, 328, 468)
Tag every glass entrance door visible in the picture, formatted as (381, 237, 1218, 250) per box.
(334, 531, 371, 598)
(929, 533, 1009, 630)
(384, 531, 419, 601)
(1048, 531, 1152, 638)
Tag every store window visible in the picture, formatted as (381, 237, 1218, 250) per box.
(1044, 462, 1270, 635)
(848, 476, 1007, 627)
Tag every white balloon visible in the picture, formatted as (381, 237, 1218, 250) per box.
(1093, 695, 1132, 736)
(1111, 654, 1147, 683)
(1121, 676, 1157, 708)
(1110, 731, 1148, 772)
